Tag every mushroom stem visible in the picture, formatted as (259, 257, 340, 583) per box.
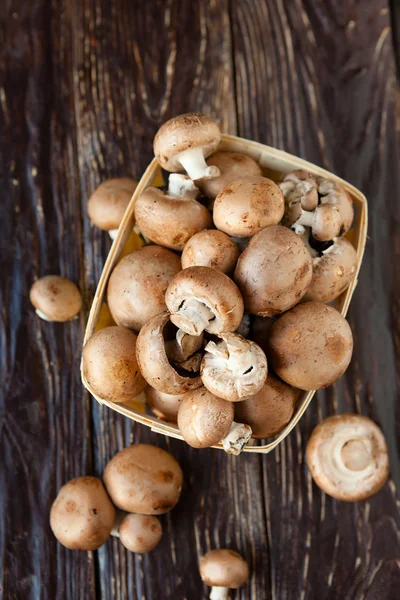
(296, 210, 314, 228)
(221, 421, 252, 455)
(165, 329, 203, 363)
(176, 147, 221, 181)
(209, 587, 229, 600)
(108, 229, 119, 240)
(35, 308, 52, 321)
(110, 510, 127, 538)
(167, 173, 199, 199)
(292, 224, 318, 258)
(205, 335, 254, 375)
(171, 299, 214, 336)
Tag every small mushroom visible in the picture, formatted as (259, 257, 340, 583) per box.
(87, 177, 138, 238)
(166, 266, 244, 336)
(107, 245, 181, 331)
(200, 549, 250, 600)
(234, 226, 312, 316)
(284, 202, 342, 242)
(306, 414, 389, 501)
(305, 237, 358, 303)
(181, 230, 240, 274)
(177, 387, 252, 455)
(213, 176, 285, 238)
(136, 312, 203, 394)
(145, 387, 187, 423)
(267, 301, 353, 390)
(153, 113, 221, 180)
(50, 476, 115, 550)
(197, 151, 262, 200)
(279, 170, 319, 210)
(134, 174, 212, 251)
(103, 444, 183, 514)
(235, 373, 296, 438)
(201, 333, 268, 402)
(30, 275, 82, 322)
(82, 326, 147, 403)
(117, 513, 163, 553)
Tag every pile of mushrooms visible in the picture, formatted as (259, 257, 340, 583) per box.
(79, 111, 366, 456)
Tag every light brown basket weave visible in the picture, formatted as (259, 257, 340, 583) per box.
(82, 134, 368, 453)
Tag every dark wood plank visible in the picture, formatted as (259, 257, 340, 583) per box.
(232, 0, 400, 598)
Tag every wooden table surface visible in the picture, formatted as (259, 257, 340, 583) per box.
(1, 1, 400, 599)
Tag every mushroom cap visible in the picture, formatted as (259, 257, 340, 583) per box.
(235, 373, 296, 438)
(154, 113, 221, 172)
(107, 245, 181, 331)
(177, 387, 234, 448)
(198, 151, 262, 200)
(181, 230, 239, 274)
(136, 312, 203, 394)
(145, 387, 187, 422)
(119, 513, 163, 553)
(213, 176, 285, 237)
(201, 333, 268, 402)
(234, 226, 312, 316)
(134, 187, 212, 251)
(312, 204, 342, 242)
(87, 178, 138, 231)
(30, 275, 82, 322)
(306, 414, 389, 501)
(281, 170, 319, 211)
(50, 476, 115, 550)
(200, 549, 249, 589)
(305, 238, 358, 303)
(318, 178, 354, 234)
(103, 444, 183, 514)
(82, 326, 147, 403)
(166, 266, 244, 335)
(267, 302, 353, 390)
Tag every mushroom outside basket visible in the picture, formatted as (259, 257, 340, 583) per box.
(81, 135, 368, 454)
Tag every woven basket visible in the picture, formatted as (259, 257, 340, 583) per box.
(82, 134, 368, 453)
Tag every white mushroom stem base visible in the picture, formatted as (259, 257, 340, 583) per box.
(176, 147, 221, 181)
(168, 173, 199, 199)
(296, 210, 314, 228)
(292, 224, 318, 258)
(171, 299, 215, 336)
(108, 229, 119, 240)
(110, 510, 127, 538)
(221, 422, 252, 455)
(205, 335, 254, 374)
(35, 308, 52, 321)
(209, 586, 229, 600)
(165, 328, 203, 362)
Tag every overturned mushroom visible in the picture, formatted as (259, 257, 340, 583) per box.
(82, 326, 147, 403)
(201, 333, 268, 402)
(197, 151, 262, 200)
(116, 513, 163, 553)
(136, 312, 203, 394)
(88, 177, 138, 238)
(306, 414, 389, 501)
(134, 174, 212, 251)
(235, 373, 296, 438)
(107, 245, 181, 331)
(154, 113, 221, 180)
(234, 226, 312, 316)
(104, 444, 183, 514)
(145, 387, 187, 423)
(181, 230, 239, 274)
(267, 302, 353, 390)
(178, 387, 252, 455)
(50, 476, 115, 550)
(213, 176, 285, 238)
(166, 266, 244, 336)
(30, 275, 82, 322)
(200, 549, 250, 600)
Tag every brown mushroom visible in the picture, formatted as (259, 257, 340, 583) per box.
(213, 176, 285, 238)
(306, 414, 389, 501)
(30, 275, 82, 322)
(107, 245, 181, 331)
(279, 170, 319, 211)
(136, 312, 203, 394)
(197, 151, 262, 200)
(305, 237, 358, 303)
(234, 225, 312, 316)
(134, 174, 212, 251)
(145, 387, 187, 423)
(177, 387, 251, 454)
(166, 266, 244, 336)
(117, 513, 163, 553)
(200, 549, 250, 600)
(50, 476, 115, 550)
(267, 301, 353, 390)
(153, 113, 221, 180)
(87, 177, 138, 238)
(181, 230, 239, 274)
(82, 326, 146, 403)
(235, 373, 296, 438)
(284, 202, 342, 242)
(103, 444, 183, 514)
(201, 333, 268, 402)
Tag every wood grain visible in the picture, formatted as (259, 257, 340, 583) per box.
(1, 0, 400, 599)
